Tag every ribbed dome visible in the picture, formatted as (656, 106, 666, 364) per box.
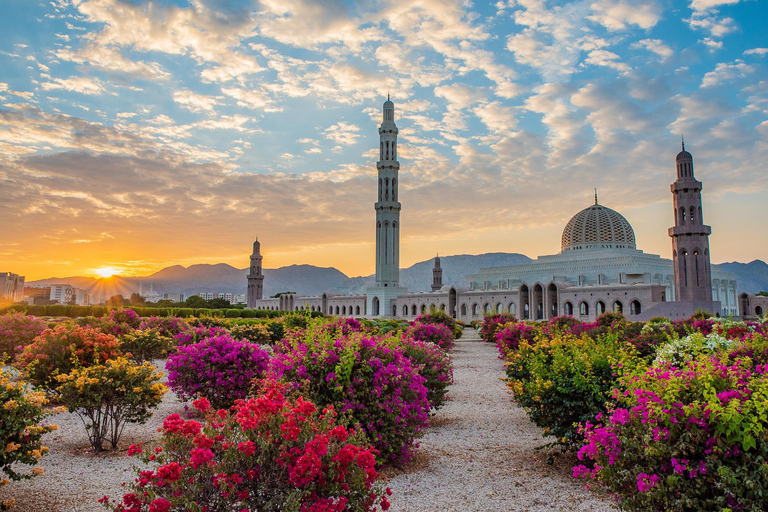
(561, 204, 636, 252)
(676, 141, 692, 161)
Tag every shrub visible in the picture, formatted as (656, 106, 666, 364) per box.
(56, 357, 166, 452)
(15, 325, 123, 389)
(397, 338, 453, 410)
(225, 308, 242, 318)
(505, 333, 638, 451)
(0, 367, 61, 486)
(415, 310, 461, 339)
(654, 331, 735, 366)
(175, 308, 194, 318)
(403, 322, 453, 351)
(227, 323, 271, 345)
(494, 322, 537, 358)
(167, 334, 270, 410)
(193, 308, 211, 318)
(88, 306, 106, 317)
(47, 305, 66, 316)
(284, 313, 310, 330)
(0, 313, 47, 358)
(575, 356, 768, 511)
(137, 316, 188, 337)
(67, 305, 89, 318)
(119, 330, 175, 363)
(480, 313, 516, 343)
(26, 305, 47, 317)
(172, 324, 229, 346)
(103, 382, 390, 512)
(270, 327, 429, 464)
(267, 320, 285, 343)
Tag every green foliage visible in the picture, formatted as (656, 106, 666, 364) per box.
(227, 323, 271, 344)
(175, 308, 194, 318)
(283, 313, 310, 330)
(654, 331, 735, 366)
(88, 306, 106, 317)
(15, 325, 123, 389)
(47, 304, 66, 316)
(193, 308, 212, 318)
(56, 357, 166, 452)
(26, 306, 47, 317)
(67, 305, 89, 317)
(0, 367, 61, 485)
(225, 308, 242, 318)
(505, 332, 639, 451)
(119, 330, 174, 362)
(267, 320, 285, 343)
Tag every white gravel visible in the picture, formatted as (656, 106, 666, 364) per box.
(1, 333, 617, 511)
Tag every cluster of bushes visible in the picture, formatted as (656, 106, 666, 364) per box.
(485, 311, 768, 510)
(0, 303, 306, 319)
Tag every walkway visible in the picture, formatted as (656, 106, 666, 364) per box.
(385, 328, 617, 511)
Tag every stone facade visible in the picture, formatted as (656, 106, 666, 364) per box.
(739, 293, 768, 318)
(246, 240, 264, 307)
(248, 101, 742, 321)
(0, 272, 25, 302)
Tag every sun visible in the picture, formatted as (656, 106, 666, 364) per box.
(95, 267, 119, 278)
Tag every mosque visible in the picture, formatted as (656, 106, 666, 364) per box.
(247, 98, 754, 322)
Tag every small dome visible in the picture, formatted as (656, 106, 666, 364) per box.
(561, 203, 636, 252)
(676, 141, 692, 161)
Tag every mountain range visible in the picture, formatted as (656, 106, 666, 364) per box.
(27, 254, 768, 302)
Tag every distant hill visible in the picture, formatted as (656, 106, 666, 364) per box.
(718, 260, 768, 294)
(27, 255, 767, 301)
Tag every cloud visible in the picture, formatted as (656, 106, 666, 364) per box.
(686, 10, 737, 38)
(172, 90, 221, 114)
(587, 0, 662, 31)
(631, 39, 673, 59)
(583, 49, 631, 72)
(41, 76, 106, 95)
(701, 60, 754, 88)
(744, 48, 768, 56)
(54, 45, 169, 80)
(689, 0, 742, 10)
(323, 122, 361, 146)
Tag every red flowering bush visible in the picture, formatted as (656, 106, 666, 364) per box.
(166, 334, 270, 410)
(15, 325, 123, 389)
(575, 355, 768, 511)
(0, 313, 47, 358)
(102, 382, 391, 512)
(403, 322, 453, 352)
(270, 322, 429, 465)
(479, 313, 516, 344)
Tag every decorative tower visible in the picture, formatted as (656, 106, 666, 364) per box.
(431, 255, 443, 292)
(246, 239, 264, 308)
(668, 142, 713, 302)
(367, 97, 408, 316)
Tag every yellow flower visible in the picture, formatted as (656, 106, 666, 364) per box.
(0, 479, 9, 487)
(32, 467, 44, 476)
(132, 387, 143, 393)
(5, 443, 20, 453)
(3, 400, 18, 410)
(2, 498, 16, 508)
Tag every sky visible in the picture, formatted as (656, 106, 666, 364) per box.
(0, 0, 766, 281)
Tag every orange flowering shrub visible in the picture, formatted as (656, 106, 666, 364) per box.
(15, 325, 122, 389)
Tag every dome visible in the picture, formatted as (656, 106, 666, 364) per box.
(561, 203, 636, 252)
(676, 141, 692, 161)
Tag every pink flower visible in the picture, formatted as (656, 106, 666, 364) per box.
(189, 448, 214, 469)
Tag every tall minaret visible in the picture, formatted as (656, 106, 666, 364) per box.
(668, 141, 713, 302)
(375, 95, 401, 287)
(246, 239, 264, 307)
(431, 255, 443, 292)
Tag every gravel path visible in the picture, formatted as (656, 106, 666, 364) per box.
(384, 329, 617, 511)
(1, 332, 617, 511)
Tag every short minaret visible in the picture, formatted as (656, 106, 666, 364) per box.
(431, 255, 443, 292)
(367, 96, 408, 316)
(668, 141, 713, 302)
(246, 239, 264, 307)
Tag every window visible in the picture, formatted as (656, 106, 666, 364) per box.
(613, 300, 623, 314)
(461, 304, 467, 316)
(472, 303, 479, 315)
(630, 300, 641, 315)
(579, 301, 589, 316)
(596, 301, 605, 315)
(412, 304, 417, 315)
(564, 302, 573, 316)
(403, 305, 408, 316)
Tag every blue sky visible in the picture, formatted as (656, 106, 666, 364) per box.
(0, 0, 766, 280)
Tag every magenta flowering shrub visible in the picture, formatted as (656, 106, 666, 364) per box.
(414, 310, 461, 339)
(575, 356, 768, 511)
(137, 316, 188, 337)
(172, 324, 229, 346)
(403, 323, 453, 352)
(0, 313, 47, 357)
(397, 338, 453, 410)
(102, 382, 391, 512)
(479, 313, 516, 344)
(494, 322, 536, 358)
(101, 309, 142, 336)
(166, 334, 270, 409)
(270, 327, 430, 465)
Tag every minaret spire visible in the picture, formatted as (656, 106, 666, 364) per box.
(246, 239, 264, 307)
(594, 188, 598, 205)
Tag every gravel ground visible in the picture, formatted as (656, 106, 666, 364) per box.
(1, 331, 618, 511)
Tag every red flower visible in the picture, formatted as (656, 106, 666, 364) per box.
(237, 441, 256, 456)
(127, 444, 143, 456)
(189, 448, 214, 469)
(148, 498, 172, 512)
(192, 396, 211, 413)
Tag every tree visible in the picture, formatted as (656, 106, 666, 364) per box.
(105, 295, 127, 307)
(271, 291, 296, 298)
(208, 297, 230, 309)
(185, 295, 207, 308)
(130, 293, 147, 306)
(757, 291, 768, 297)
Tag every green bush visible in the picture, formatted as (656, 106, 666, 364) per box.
(26, 305, 47, 317)
(153, 307, 168, 317)
(505, 332, 639, 451)
(67, 305, 89, 317)
(225, 308, 242, 318)
(240, 308, 259, 318)
(56, 357, 166, 451)
(267, 320, 285, 343)
(176, 308, 194, 318)
(193, 308, 211, 318)
(47, 304, 66, 316)
(120, 330, 174, 362)
(89, 306, 106, 317)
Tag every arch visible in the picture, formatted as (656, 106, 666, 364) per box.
(449, 287, 457, 318)
(472, 303, 479, 316)
(508, 303, 516, 315)
(564, 301, 573, 316)
(355, 305, 360, 316)
(342, 305, 347, 315)
(372, 297, 380, 316)
(495, 302, 503, 313)
(739, 293, 750, 316)
(392, 305, 397, 316)
(756, 306, 763, 316)
(681, 250, 688, 287)
(630, 300, 641, 315)
(380, 142, 383, 161)
(420, 304, 427, 314)
(612, 300, 623, 314)
(295, 306, 299, 311)
(690, 206, 696, 224)
(595, 300, 606, 315)
(411, 304, 417, 316)
(579, 301, 589, 316)
(403, 305, 408, 316)
(532, 283, 544, 320)
(547, 283, 558, 319)
(519, 284, 530, 320)
(440, 304, 446, 311)
(461, 303, 467, 316)
(680, 206, 686, 225)
(430, 303, 436, 312)
(385, 140, 389, 160)
(484, 303, 491, 314)
(392, 178, 397, 200)
(335, 306, 340, 315)
(378, 178, 382, 201)
(384, 177, 389, 200)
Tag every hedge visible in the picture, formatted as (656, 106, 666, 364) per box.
(225, 309, 242, 318)
(48, 305, 66, 316)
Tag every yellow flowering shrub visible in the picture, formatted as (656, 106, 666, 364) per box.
(56, 357, 167, 452)
(0, 367, 61, 508)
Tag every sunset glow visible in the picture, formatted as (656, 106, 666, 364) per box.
(0, 1, 765, 281)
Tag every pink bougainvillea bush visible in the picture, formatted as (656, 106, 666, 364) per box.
(396, 337, 453, 410)
(574, 351, 768, 511)
(494, 322, 537, 358)
(172, 324, 230, 346)
(403, 323, 453, 352)
(479, 313, 516, 344)
(101, 382, 392, 512)
(0, 313, 47, 358)
(166, 334, 270, 410)
(270, 325, 430, 465)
